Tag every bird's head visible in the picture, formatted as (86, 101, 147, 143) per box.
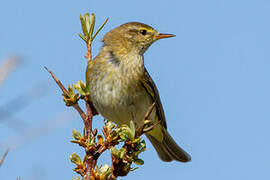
(102, 22, 175, 55)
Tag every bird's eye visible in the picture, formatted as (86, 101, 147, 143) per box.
(140, 29, 147, 35)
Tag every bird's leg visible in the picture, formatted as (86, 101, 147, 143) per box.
(142, 120, 161, 133)
(136, 102, 157, 137)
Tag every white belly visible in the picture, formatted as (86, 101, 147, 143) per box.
(90, 73, 155, 126)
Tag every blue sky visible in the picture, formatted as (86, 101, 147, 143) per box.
(1, 0, 270, 179)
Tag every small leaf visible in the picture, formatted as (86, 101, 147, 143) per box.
(110, 147, 119, 158)
(120, 133, 129, 140)
(134, 159, 144, 165)
(123, 129, 133, 140)
(72, 129, 82, 140)
(70, 153, 81, 165)
(70, 140, 79, 144)
(130, 121, 136, 138)
(78, 33, 86, 42)
(72, 176, 81, 180)
(130, 167, 139, 171)
(97, 135, 103, 145)
(68, 85, 74, 95)
(92, 17, 109, 40)
(86, 135, 95, 146)
(84, 13, 91, 32)
(83, 155, 87, 166)
(79, 80, 86, 90)
(119, 148, 126, 159)
(106, 121, 115, 130)
(133, 137, 141, 144)
(73, 80, 89, 96)
(99, 164, 110, 173)
(89, 13, 95, 39)
(80, 14, 88, 37)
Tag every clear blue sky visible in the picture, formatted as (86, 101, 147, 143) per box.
(1, 0, 270, 179)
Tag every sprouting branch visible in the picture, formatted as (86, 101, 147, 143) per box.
(78, 13, 108, 64)
(48, 12, 156, 180)
(46, 13, 108, 180)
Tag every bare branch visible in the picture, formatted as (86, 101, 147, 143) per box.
(44, 66, 87, 121)
(0, 149, 9, 167)
(44, 66, 69, 95)
(0, 56, 20, 87)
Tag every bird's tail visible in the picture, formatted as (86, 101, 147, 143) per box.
(146, 128, 191, 162)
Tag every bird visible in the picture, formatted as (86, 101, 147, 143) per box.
(86, 22, 191, 162)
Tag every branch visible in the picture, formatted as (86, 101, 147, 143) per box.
(44, 67, 87, 123)
(0, 56, 20, 87)
(50, 12, 156, 180)
(0, 149, 9, 167)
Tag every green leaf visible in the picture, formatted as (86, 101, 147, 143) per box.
(67, 85, 74, 95)
(133, 137, 141, 144)
(110, 147, 119, 158)
(89, 13, 95, 39)
(119, 148, 126, 159)
(130, 167, 138, 171)
(80, 15, 88, 36)
(140, 140, 146, 147)
(86, 135, 95, 146)
(106, 121, 115, 130)
(79, 80, 86, 90)
(70, 153, 81, 165)
(72, 129, 82, 140)
(73, 80, 89, 96)
(130, 121, 136, 138)
(120, 133, 130, 140)
(78, 33, 86, 42)
(134, 158, 144, 165)
(84, 13, 90, 32)
(92, 17, 109, 40)
(72, 176, 81, 180)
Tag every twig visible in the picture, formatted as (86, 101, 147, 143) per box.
(85, 101, 93, 136)
(44, 67, 87, 123)
(0, 56, 20, 87)
(83, 27, 95, 180)
(45, 38, 95, 180)
(0, 149, 9, 166)
(44, 66, 69, 95)
(86, 42, 92, 65)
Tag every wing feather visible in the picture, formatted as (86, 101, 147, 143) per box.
(141, 68, 167, 129)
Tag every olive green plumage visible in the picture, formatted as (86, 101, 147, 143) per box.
(86, 22, 191, 162)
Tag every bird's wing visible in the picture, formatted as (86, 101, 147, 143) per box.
(141, 68, 167, 129)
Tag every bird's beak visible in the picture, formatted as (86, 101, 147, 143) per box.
(155, 33, 176, 40)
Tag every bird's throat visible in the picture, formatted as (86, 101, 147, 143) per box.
(102, 45, 145, 82)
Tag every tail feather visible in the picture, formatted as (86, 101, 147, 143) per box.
(146, 129, 191, 162)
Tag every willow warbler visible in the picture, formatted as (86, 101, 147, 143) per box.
(86, 22, 191, 162)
